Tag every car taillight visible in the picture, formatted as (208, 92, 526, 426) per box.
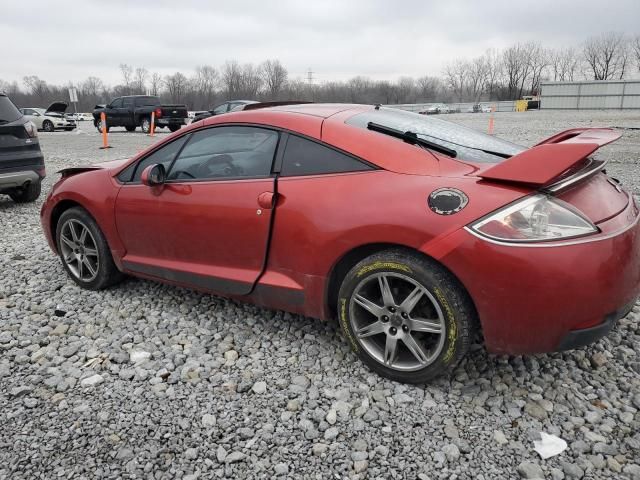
(155, 108, 162, 118)
(24, 121, 37, 138)
(470, 194, 598, 243)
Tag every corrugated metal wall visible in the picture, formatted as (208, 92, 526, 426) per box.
(541, 80, 640, 109)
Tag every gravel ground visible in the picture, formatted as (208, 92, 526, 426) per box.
(1, 111, 639, 480)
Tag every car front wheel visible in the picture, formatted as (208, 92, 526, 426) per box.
(42, 120, 54, 132)
(338, 250, 474, 383)
(56, 207, 123, 290)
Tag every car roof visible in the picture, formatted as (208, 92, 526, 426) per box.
(199, 103, 450, 176)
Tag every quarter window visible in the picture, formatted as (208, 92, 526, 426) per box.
(280, 135, 373, 177)
(167, 126, 278, 181)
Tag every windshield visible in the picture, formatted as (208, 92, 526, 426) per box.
(0, 96, 22, 123)
(347, 107, 525, 163)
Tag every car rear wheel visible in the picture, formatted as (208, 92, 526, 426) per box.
(168, 125, 180, 133)
(125, 125, 136, 132)
(9, 181, 41, 203)
(42, 120, 54, 132)
(337, 250, 474, 383)
(56, 207, 123, 290)
(141, 117, 151, 134)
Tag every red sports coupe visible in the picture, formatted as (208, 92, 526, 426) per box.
(41, 104, 640, 383)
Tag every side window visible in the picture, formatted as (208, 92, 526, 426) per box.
(167, 126, 278, 181)
(281, 135, 374, 177)
(111, 98, 123, 108)
(212, 103, 229, 114)
(125, 134, 191, 183)
(122, 97, 134, 108)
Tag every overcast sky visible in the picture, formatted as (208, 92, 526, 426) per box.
(2, 0, 638, 86)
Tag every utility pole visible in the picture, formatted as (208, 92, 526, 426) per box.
(307, 68, 314, 85)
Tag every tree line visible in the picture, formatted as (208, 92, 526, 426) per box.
(1, 31, 639, 112)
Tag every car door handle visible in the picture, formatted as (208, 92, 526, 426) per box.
(257, 191, 276, 209)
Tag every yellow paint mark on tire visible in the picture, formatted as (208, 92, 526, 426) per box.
(357, 261, 412, 277)
(435, 287, 457, 363)
(340, 298, 359, 352)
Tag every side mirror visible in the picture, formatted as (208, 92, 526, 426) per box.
(141, 164, 166, 187)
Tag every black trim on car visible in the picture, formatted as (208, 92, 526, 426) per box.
(122, 260, 253, 296)
(121, 260, 304, 304)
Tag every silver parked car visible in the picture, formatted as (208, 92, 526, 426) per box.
(20, 102, 76, 132)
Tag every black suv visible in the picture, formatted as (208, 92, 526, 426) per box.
(0, 93, 45, 203)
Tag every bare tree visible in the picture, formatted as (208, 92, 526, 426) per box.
(134, 67, 148, 94)
(550, 47, 580, 81)
(222, 61, 243, 97)
(634, 35, 640, 72)
(164, 72, 188, 103)
(483, 49, 502, 100)
(194, 65, 218, 107)
(150, 72, 162, 96)
(119, 64, 133, 94)
(261, 60, 288, 100)
(415, 76, 441, 102)
(583, 32, 629, 80)
(466, 56, 488, 101)
(240, 64, 262, 98)
(23, 75, 49, 102)
(444, 60, 467, 102)
(528, 46, 549, 95)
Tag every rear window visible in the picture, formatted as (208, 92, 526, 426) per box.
(346, 107, 525, 163)
(135, 96, 161, 107)
(0, 96, 22, 123)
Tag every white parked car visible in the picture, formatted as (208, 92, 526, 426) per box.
(20, 102, 76, 132)
(481, 105, 493, 113)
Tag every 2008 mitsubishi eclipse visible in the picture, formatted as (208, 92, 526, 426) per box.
(40, 104, 640, 383)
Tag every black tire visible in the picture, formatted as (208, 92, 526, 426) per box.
(55, 207, 124, 290)
(125, 125, 136, 132)
(337, 249, 474, 384)
(9, 181, 41, 203)
(96, 119, 109, 133)
(140, 117, 151, 134)
(43, 120, 54, 132)
(168, 125, 180, 133)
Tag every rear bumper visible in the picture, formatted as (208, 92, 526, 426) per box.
(0, 169, 42, 189)
(156, 118, 186, 126)
(0, 150, 45, 189)
(427, 198, 640, 354)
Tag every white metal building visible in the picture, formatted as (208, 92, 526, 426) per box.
(540, 80, 640, 110)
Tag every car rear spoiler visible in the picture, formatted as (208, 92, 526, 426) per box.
(478, 128, 621, 187)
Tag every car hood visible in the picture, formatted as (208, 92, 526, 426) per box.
(58, 158, 131, 179)
(92, 158, 131, 170)
(45, 102, 69, 114)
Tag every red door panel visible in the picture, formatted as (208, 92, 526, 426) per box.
(114, 178, 274, 295)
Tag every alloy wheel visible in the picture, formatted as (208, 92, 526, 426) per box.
(59, 219, 100, 282)
(349, 272, 446, 371)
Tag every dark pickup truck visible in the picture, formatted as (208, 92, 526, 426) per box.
(93, 95, 188, 133)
